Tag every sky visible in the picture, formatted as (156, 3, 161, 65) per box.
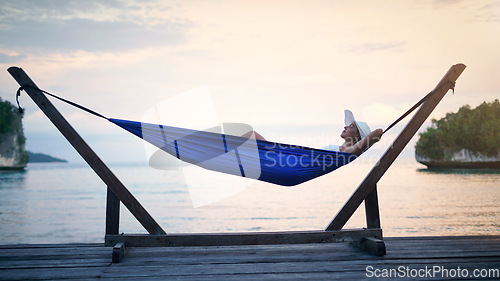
(0, 0, 499, 163)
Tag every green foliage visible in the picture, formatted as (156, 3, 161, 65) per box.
(0, 98, 28, 166)
(415, 99, 500, 160)
(17, 134, 26, 146)
(0, 98, 18, 135)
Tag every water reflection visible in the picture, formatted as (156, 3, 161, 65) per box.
(0, 169, 27, 189)
(417, 168, 500, 175)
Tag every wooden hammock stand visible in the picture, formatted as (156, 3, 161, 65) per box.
(8, 64, 466, 261)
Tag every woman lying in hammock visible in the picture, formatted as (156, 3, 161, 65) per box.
(243, 110, 383, 155)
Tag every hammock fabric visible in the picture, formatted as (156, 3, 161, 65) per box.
(109, 118, 357, 186)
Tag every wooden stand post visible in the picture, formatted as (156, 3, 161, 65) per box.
(365, 184, 381, 229)
(326, 63, 466, 232)
(324, 63, 466, 255)
(363, 185, 385, 256)
(106, 186, 120, 235)
(8, 67, 166, 238)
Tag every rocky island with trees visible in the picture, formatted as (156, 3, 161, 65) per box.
(0, 98, 28, 169)
(415, 99, 500, 169)
(0, 98, 66, 170)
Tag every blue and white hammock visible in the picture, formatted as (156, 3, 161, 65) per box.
(109, 118, 357, 186)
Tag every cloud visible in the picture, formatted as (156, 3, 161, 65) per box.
(431, 0, 466, 8)
(0, 0, 179, 24)
(0, 1, 191, 53)
(469, 1, 500, 22)
(2, 19, 188, 52)
(0, 50, 26, 63)
(0, 0, 113, 17)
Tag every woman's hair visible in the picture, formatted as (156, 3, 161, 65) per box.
(352, 126, 361, 144)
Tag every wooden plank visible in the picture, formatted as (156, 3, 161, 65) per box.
(0, 243, 104, 249)
(0, 267, 107, 280)
(105, 229, 382, 247)
(113, 243, 375, 262)
(326, 63, 467, 231)
(0, 246, 110, 258)
(7, 66, 165, 236)
(98, 244, 500, 263)
(100, 262, 499, 280)
(100, 262, 370, 278)
(383, 236, 500, 247)
(99, 251, 500, 267)
(114, 249, 373, 266)
(3, 251, 496, 269)
(0, 258, 110, 270)
(386, 235, 500, 241)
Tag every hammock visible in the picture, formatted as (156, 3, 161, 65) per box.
(15, 84, 435, 186)
(109, 118, 357, 186)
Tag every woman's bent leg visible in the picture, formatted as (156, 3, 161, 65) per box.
(241, 130, 266, 141)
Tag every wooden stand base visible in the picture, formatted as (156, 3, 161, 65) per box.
(106, 228, 385, 262)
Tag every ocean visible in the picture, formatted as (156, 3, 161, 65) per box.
(0, 158, 499, 245)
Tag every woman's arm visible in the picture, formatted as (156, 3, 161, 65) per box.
(342, 128, 383, 155)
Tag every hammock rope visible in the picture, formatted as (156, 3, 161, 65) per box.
(382, 81, 455, 134)
(16, 85, 108, 119)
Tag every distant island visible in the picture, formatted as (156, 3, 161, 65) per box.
(415, 99, 500, 169)
(27, 151, 67, 163)
(0, 98, 67, 170)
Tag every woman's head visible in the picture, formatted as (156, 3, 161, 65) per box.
(342, 110, 371, 143)
(341, 122, 361, 143)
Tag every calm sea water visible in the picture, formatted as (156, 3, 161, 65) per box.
(0, 158, 499, 245)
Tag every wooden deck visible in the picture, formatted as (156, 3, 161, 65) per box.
(1, 235, 499, 280)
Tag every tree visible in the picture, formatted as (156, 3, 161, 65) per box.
(415, 99, 500, 160)
(0, 98, 18, 136)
